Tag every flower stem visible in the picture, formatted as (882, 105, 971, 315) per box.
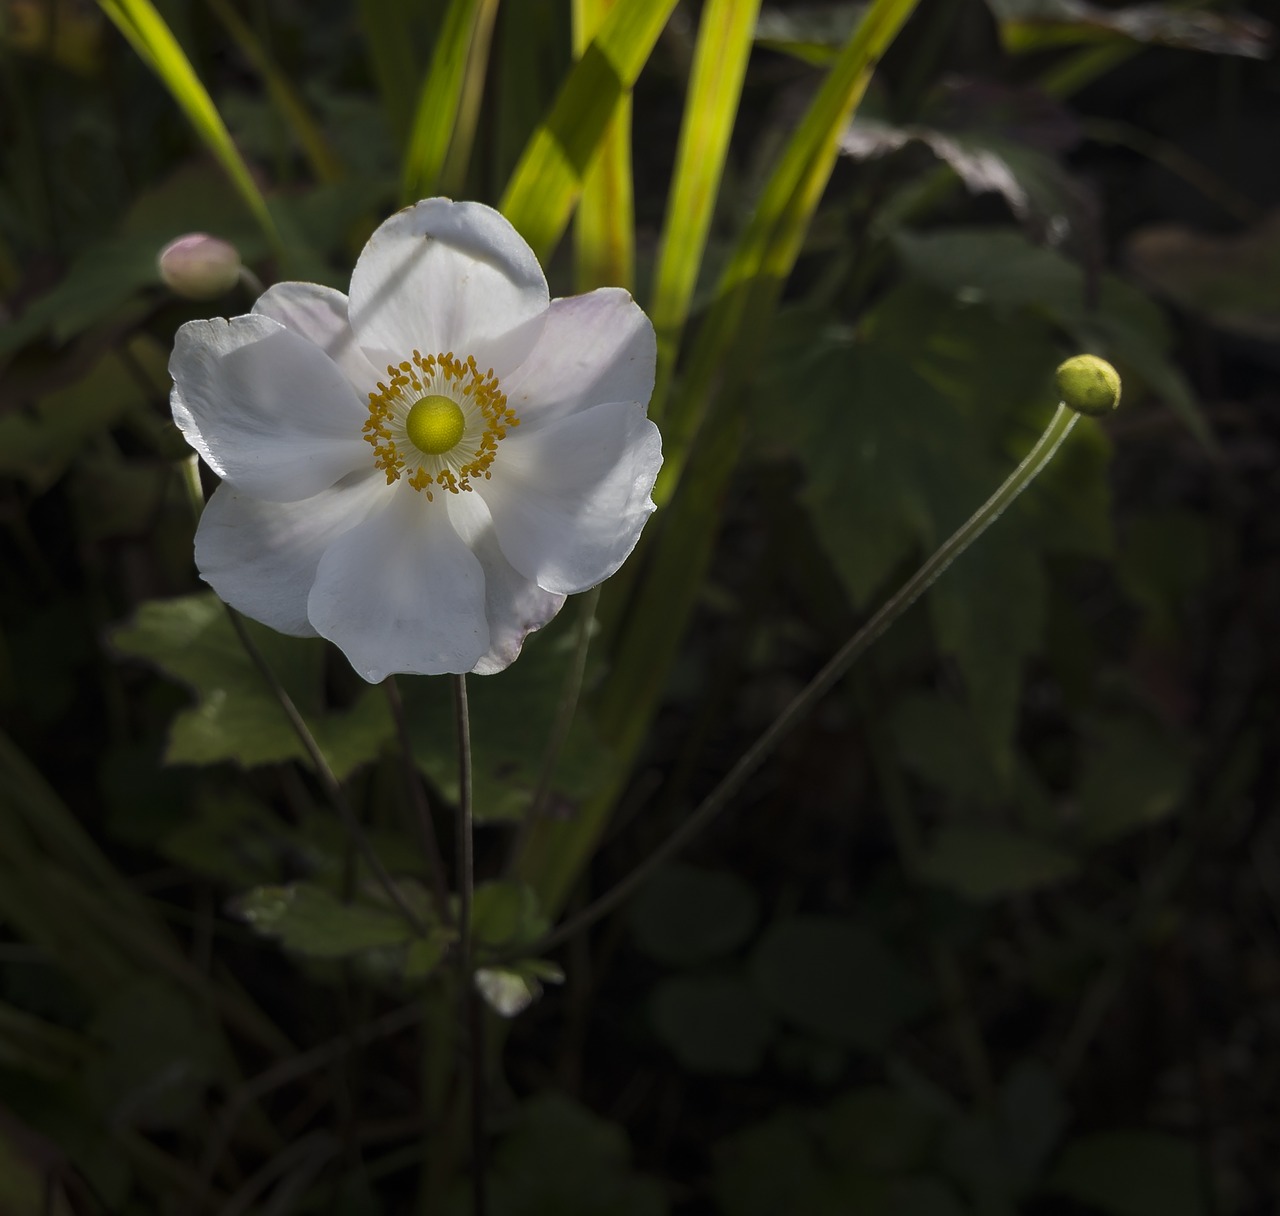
(451, 674, 486, 1216)
(385, 676, 453, 925)
(526, 403, 1080, 957)
(225, 606, 427, 936)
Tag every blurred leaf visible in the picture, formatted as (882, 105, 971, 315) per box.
(984, 0, 1271, 57)
(819, 1086, 937, 1174)
(111, 592, 393, 776)
(0, 335, 163, 491)
(231, 882, 415, 958)
(628, 864, 759, 966)
(712, 1114, 824, 1216)
(83, 979, 221, 1130)
(0, 1116, 75, 1216)
(941, 1062, 1067, 1206)
(650, 973, 774, 1075)
(889, 692, 1006, 805)
(446, 1092, 667, 1215)
(472, 882, 549, 951)
(0, 1003, 89, 1081)
(1075, 713, 1190, 841)
(756, 4, 869, 65)
(1126, 213, 1280, 340)
(751, 916, 931, 1050)
(1118, 510, 1212, 641)
(499, 0, 679, 260)
(1047, 1131, 1205, 1216)
(403, 620, 613, 823)
(649, 0, 760, 412)
(893, 226, 1210, 446)
(95, 0, 281, 248)
(919, 826, 1077, 901)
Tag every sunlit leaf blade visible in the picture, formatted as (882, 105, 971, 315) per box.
(95, 0, 282, 251)
(499, 0, 679, 261)
(572, 0, 635, 292)
(513, 0, 922, 914)
(202, 0, 343, 184)
(401, 0, 500, 203)
(357, 0, 423, 142)
(649, 0, 762, 417)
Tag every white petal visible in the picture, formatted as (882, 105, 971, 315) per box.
(170, 316, 369, 503)
(503, 289, 657, 431)
(252, 281, 382, 391)
(480, 401, 663, 595)
(446, 493, 566, 675)
(307, 486, 489, 681)
(195, 473, 389, 637)
(347, 199, 549, 375)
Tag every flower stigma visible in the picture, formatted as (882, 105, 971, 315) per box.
(362, 350, 520, 500)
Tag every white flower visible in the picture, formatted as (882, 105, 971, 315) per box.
(169, 199, 662, 682)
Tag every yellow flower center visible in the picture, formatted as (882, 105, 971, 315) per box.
(362, 350, 520, 500)
(406, 395, 465, 454)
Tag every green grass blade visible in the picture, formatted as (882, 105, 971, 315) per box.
(401, 0, 501, 203)
(499, 0, 679, 261)
(648, 0, 762, 419)
(357, 0, 424, 144)
(572, 0, 634, 290)
(203, 0, 343, 184)
(513, 0, 923, 914)
(96, 0, 282, 252)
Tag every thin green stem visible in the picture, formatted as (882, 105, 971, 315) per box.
(451, 675, 485, 1215)
(224, 607, 426, 936)
(525, 404, 1080, 957)
(385, 677, 453, 924)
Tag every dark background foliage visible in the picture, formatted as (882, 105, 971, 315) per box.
(1, 0, 1278, 1212)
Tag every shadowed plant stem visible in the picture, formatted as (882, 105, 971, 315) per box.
(224, 606, 426, 936)
(525, 403, 1080, 957)
(452, 674, 485, 1216)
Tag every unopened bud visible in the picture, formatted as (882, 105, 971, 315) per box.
(157, 233, 242, 300)
(1055, 355, 1121, 417)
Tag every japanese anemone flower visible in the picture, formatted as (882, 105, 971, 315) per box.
(169, 199, 662, 682)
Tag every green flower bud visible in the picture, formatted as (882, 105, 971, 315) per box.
(157, 233, 242, 300)
(1055, 355, 1121, 417)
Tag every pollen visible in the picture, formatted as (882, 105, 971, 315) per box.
(362, 350, 520, 499)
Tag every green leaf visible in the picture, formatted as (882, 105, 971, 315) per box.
(446, 1093, 668, 1215)
(402, 619, 613, 823)
(628, 864, 759, 966)
(83, 979, 221, 1130)
(818, 1087, 937, 1175)
(650, 973, 774, 1075)
(888, 692, 1006, 805)
(1075, 713, 1191, 841)
(471, 881, 549, 951)
(499, 0, 680, 261)
(110, 592, 393, 777)
(918, 826, 1077, 902)
(892, 225, 1211, 446)
(755, 4, 871, 65)
(1127, 213, 1280, 341)
(750, 916, 931, 1050)
(95, 0, 281, 250)
(231, 882, 415, 958)
(1047, 1131, 1206, 1216)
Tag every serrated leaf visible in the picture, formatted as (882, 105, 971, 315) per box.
(111, 592, 392, 777)
(231, 882, 414, 958)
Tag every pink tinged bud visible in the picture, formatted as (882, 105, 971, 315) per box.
(157, 233, 242, 300)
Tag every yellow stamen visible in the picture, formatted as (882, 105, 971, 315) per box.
(363, 350, 520, 496)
